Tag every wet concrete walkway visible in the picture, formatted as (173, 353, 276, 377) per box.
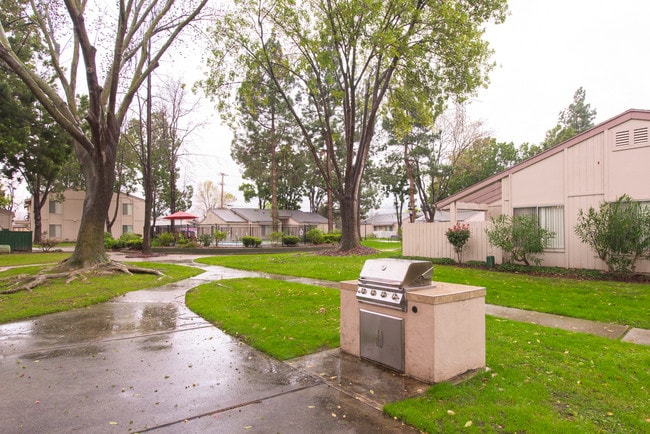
(1, 253, 648, 433)
(0, 257, 419, 433)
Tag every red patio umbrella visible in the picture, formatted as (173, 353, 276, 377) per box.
(162, 211, 199, 221)
(162, 211, 199, 239)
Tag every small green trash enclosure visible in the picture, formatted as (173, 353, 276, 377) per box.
(0, 230, 33, 252)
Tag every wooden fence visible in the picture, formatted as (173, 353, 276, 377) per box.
(402, 221, 502, 264)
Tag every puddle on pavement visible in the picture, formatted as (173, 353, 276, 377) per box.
(1, 265, 336, 361)
(20, 344, 106, 361)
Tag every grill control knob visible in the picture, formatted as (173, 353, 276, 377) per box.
(380, 291, 387, 298)
(360, 287, 367, 294)
(370, 289, 377, 296)
(392, 293, 399, 301)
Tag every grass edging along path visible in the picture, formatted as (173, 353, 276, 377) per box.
(0, 259, 203, 324)
(195, 252, 650, 329)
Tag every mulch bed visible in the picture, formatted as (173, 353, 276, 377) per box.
(315, 246, 379, 256)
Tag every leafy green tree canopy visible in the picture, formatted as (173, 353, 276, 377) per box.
(202, 0, 508, 251)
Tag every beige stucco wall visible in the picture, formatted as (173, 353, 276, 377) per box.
(0, 210, 12, 230)
(340, 280, 486, 384)
(34, 190, 146, 241)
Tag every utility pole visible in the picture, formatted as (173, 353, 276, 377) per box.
(219, 172, 226, 208)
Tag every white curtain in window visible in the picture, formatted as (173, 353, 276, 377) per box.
(538, 206, 564, 249)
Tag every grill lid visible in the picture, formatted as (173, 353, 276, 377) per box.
(358, 258, 433, 289)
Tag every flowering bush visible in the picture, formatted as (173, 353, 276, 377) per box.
(445, 223, 471, 263)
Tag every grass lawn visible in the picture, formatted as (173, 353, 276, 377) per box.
(196, 252, 650, 329)
(186, 277, 650, 433)
(196, 250, 401, 281)
(0, 252, 71, 267)
(0, 257, 203, 324)
(186, 278, 339, 360)
(360, 238, 403, 251)
(385, 317, 650, 433)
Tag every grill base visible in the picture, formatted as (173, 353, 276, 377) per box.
(359, 309, 404, 372)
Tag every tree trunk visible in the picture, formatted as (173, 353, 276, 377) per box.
(32, 188, 43, 244)
(142, 68, 153, 254)
(338, 192, 362, 251)
(271, 108, 278, 232)
(105, 189, 121, 236)
(63, 140, 116, 269)
(143, 175, 153, 253)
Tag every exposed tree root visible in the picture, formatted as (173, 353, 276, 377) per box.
(1, 260, 166, 294)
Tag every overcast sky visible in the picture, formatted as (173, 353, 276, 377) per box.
(468, 0, 650, 145)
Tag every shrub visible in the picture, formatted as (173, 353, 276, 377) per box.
(154, 232, 175, 247)
(176, 234, 189, 245)
(429, 257, 456, 265)
(104, 232, 118, 250)
(575, 194, 650, 274)
(119, 232, 143, 250)
(282, 235, 301, 246)
(40, 232, 60, 252)
(269, 231, 283, 246)
(485, 214, 554, 266)
(126, 238, 143, 250)
(306, 228, 324, 244)
(198, 233, 214, 247)
(242, 236, 262, 247)
(180, 240, 199, 248)
(214, 230, 227, 246)
(322, 232, 342, 244)
(445, 223, 471, 263)
(465, 260, 487, 268)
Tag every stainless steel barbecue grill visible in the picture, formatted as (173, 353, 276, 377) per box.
(356, 258, 434, 311)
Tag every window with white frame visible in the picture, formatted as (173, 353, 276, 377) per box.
(122, 203, 133, 216)
(122, 225, 133, 235)
(49, 200, 63, 214)
(48, 224, 62, 238)
(513, 206, 564, 249)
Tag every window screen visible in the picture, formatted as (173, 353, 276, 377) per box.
(513, 206, 564, 249)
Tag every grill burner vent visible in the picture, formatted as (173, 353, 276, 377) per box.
(357, 259, 433, 311)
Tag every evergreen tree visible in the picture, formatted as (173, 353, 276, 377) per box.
(541, 87, 597, 150)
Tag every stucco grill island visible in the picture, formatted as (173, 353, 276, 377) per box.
(341, 258, 487, 384)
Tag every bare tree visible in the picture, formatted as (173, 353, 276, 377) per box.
(407, 104, 485, 222)
(195, 180, 220, 217)
(0, 0, 208, 270)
